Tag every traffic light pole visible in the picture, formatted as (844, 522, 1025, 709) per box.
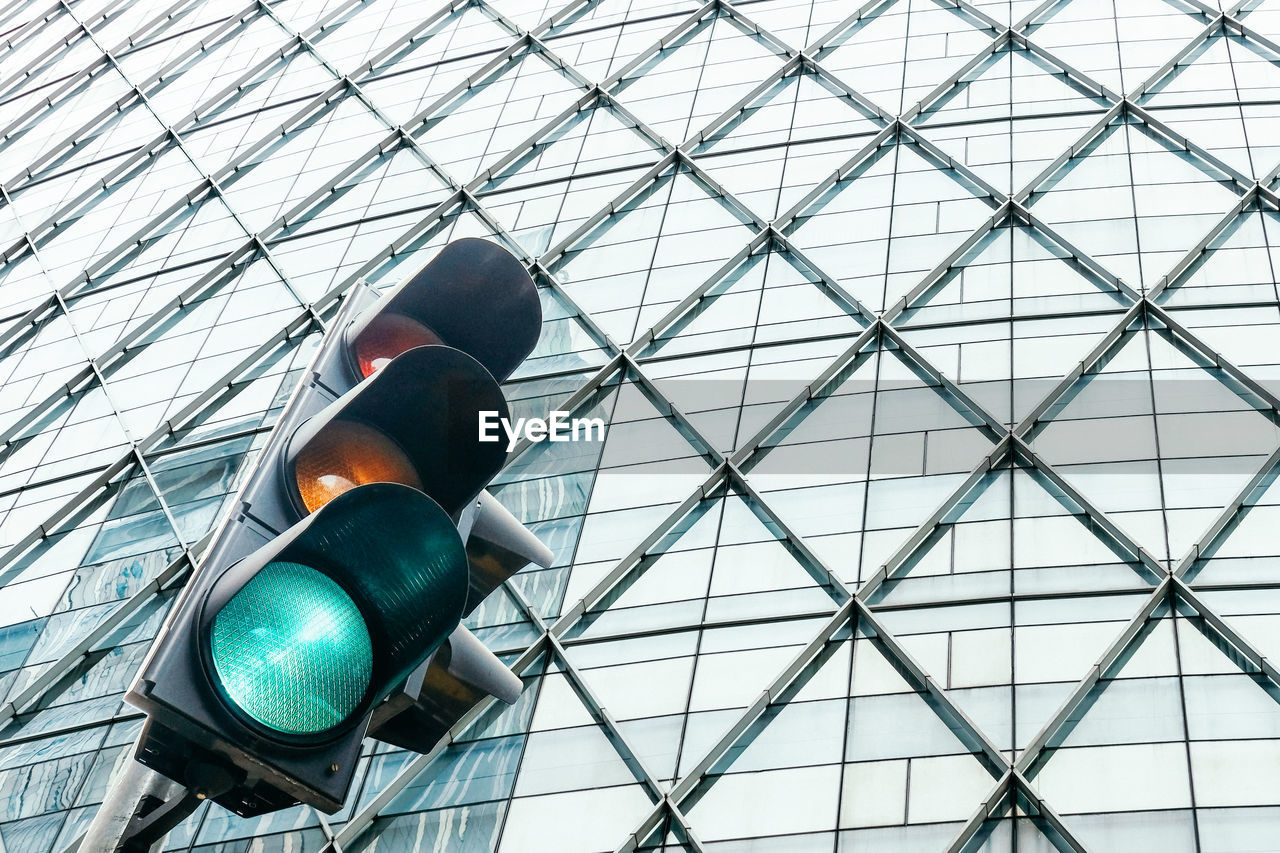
(80, 760, 193, 853)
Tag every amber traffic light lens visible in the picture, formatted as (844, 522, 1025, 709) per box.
(293, 421, 423, 513)
(353, 314, 443, 378)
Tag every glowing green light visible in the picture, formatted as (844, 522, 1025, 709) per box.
(209, 561, 372, 735)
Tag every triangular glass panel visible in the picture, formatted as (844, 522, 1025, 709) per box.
(66, 247, 224, 367)
(642, 333, 869, 455)
(154, 328, 320, 451)
(913, 43, 1114, 193)
(0, 456, 111, 562)
(740, 338, 1000, 586)
(1022, 0, 1210, 95)
(490, 368, 714, 620)
(136, 11, 293, 118)
(19, 101, 163, 200)
(565, 487, 839, 645)
(553, 372, 715, 602)
(610, 11, 790, 145)
(641, 242, 867, 355)
(539, 0, 702, 83)
(355, 204, 502, 291)
(102, 256, 302, 439)
(485, 0, 561, 32)
(736, 0, 856, 53)
(347, 655, 547, 853)
(0, 377, 133, 502)
(1028, 599, 1280, 852)
(510, 285, 613, 379)
(1029, 320, 1280, 565)
(312, 0, 470, 79)
(267, 154, 456, 303)
(1184, 456, 1280, 588)
(816, 0, 998, 116)
(0, 250, 53, 320)
(1155, 198, 1280, 309)
(568, 613, 836, 788)
(146, 430, 260, 545)
(1027, 113, 1243, 289)
(551, 163, 759, 343)
(272, 145, 452, 244)
(359, 6, 518, 126)
(0, 467, 175, 640)
(270, 0, 359, 34)
(413, 50, 588, 185)
(896, 221, 1133, 424)
(91, 0, 184, 48)
(967, 0, 1042, 27)
(0, 311, 91, 442)
(19, 143, 205, 287)
(1, 638, 150, 748)
(1141, 30, 1280, 177)
(0, 17, 98, 127)
(681, 618, 1003, 847)
(68, 192, 248, 331)
(692, 67, 885, 218)
(0, 568, 179, 738)
(958, 796, 1091, 853)
(498, 660, 658, 852)
(869, 459, 1160, 757)
(218, 95, 391, 234)
(115, 0, 232, 75)
(476, 99, 666, 257)
(163, 36, 332, 144)
(785, 134, 998, 313)
(1, 66, 135, 188)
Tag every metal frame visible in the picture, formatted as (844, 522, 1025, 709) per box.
(5, 0, 1280, 849)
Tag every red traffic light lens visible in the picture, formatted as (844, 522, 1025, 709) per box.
(293, 420, 423, 513)
(353, 313, 443, 378)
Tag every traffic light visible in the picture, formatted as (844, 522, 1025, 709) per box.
(125, 238, 551, 817)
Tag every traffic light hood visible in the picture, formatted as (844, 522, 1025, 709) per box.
(199, 482, 469, 741)
(286, 344, 509, 517)
(345, 237, 542, 383)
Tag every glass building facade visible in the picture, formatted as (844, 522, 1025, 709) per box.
(6, 0, 1280, 850)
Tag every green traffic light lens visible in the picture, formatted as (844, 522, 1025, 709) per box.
(209, 561, 372, 735)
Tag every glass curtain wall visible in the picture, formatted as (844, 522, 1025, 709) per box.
(2, 0, 1280, 850)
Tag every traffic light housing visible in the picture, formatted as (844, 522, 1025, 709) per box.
(126, 239, 550, 816)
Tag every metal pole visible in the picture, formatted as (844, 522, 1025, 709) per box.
(80, 759, 191, 852)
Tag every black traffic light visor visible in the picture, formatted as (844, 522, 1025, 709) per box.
(286, 345, 509, 517)
(198, 482, 469, 743)
(347, 238, 542, 383)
